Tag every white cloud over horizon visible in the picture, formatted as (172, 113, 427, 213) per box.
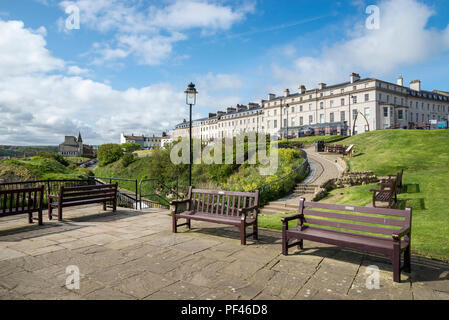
(58, 0, 254, 66)
(271, 0, 449, 91)
(0, 18, 243, 145)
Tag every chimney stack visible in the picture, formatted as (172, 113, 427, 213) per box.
(268, 93, 275, 100)
(284, 89, 290, 97)
(350, 72, 361, 83)
(299, 85, 306, 94)
(397, 75, 404, 86)
(226, 107, 236, 113)
(318, 83, 326, 90)
(410, 80, 421, 92)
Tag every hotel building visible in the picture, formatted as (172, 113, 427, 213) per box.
(173, 73, 449, 140)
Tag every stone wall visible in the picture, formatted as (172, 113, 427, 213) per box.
(312, 171, 379, 201)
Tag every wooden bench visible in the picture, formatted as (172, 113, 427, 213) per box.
(171, 187, 259, 245)
(282, 199, 412, 282)
(386, 169, 403, 194)
(370, 178, 397, 208)
(0, 186, 44, 225)
(48, 183, 118, 221)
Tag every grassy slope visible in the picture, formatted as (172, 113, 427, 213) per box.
(260, 130, 449, 261)
(64, 156, 91, 166)
(279, 135, 344, 144)
(0, 158, 89, 181)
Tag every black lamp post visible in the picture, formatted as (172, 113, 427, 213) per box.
(185, 82, 198, 186)
(285, 104, 289, 142)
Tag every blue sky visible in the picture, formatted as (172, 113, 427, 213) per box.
(0, 0, 449, 145)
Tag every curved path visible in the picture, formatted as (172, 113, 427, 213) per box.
(260, 146, 344, 214)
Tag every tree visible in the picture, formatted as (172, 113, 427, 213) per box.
(98, 144, 123, 167)
(121, 153, 135, 167)
(121, 142, 141, 153)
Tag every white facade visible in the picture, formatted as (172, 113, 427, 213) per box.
(173, 73, 449, 140)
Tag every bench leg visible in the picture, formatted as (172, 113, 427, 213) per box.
(253, 221, 258, 240)
(113, 199, 117, 212)
(282, 225, 288, 255)
(240, 224, 246, 245)
(38, 209, 43, 226)
(393, 242, 401, 283)
(103, 202, 107, 211)
(48, 203, 53, 220)
(403, 245, 411, 273)
(187, 218, 191, 230)
(298, 239, 303, 250)
(58, 206, 63, 221)
(28, 213, 33, 224)
(172, 214, 177, 233)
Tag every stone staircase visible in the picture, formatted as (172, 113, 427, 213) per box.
(294, 184, 318, 195)
(259, 184, 319, 215)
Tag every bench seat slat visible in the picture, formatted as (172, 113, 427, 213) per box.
(61, 189, 117, 198)
(304, 201, 405, 217)
(303, 217, 398, 235)
(303, 209, 405, 227)
(177, 211, 255, 226)
(62, 184, 115, 192)
(58, 192, 116, 203)
(51, 197, 115, 208)
(287, 226, 408, 255)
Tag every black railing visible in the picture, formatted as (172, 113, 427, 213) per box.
(139, 179, 185, 210)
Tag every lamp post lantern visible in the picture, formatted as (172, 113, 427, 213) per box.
(185, 82, 198, 186)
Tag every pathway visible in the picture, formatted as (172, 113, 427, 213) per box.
(0, 205, 448, 300)
(260, 147, 344, 215)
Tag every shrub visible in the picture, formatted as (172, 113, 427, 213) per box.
(121, 142, 141, 153)
(98, 144, 123, 167)
(34, 151, 69, 166)
(121, 153, 135, 167)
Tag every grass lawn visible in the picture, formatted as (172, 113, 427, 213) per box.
(279, 135, 344, 144)
(259, 130, 449, 262)
(64, 156, 91, 165)
(133, 150, 153, 157)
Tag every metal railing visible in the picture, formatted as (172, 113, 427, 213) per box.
(139, 178, 185, 210)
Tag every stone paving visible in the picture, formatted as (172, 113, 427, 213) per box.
(1, 205, 449, 300)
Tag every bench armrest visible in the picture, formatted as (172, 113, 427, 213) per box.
(281, 214, 302, 223)
(238, 205, 259, 220)
(392, 227, 411, 240)
(170, 199, 190, 205)
(238, 205, 258, 214)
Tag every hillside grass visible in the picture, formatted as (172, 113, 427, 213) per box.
(260, 130, 449, 262)
(0, 157, 90, 181)
(64, 156, 91, 166)
(279, 135, 344, 144)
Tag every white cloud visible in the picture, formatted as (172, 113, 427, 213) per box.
(0, 20, 64, 77)
(0, 19, 189, 145)
(272, 0, 449, 89)
(67, 65, 90, 75)
(58, 0, 253, 65)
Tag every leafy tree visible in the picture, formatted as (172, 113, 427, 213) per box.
(121, 153, 135, 167)
(98, 144, 123, 167)
(121, 142, 141, 153)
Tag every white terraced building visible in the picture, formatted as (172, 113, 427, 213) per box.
(173, 73, 449, 141)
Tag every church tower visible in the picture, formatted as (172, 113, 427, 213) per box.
(77, 132, 83, 155)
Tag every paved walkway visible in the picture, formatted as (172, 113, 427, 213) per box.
(267, 147, 344, 207)
(1, 205, 448, 300)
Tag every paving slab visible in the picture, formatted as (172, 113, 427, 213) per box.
(0, 205, 448, 300)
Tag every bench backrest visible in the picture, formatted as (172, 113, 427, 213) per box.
(298, 199, 411, 239)
(60, 183, 118, 202)
(0, 186, 44, 215)
(188, 187, 259, 217)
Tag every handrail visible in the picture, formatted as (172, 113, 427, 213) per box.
(139, 178, 183, 209)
